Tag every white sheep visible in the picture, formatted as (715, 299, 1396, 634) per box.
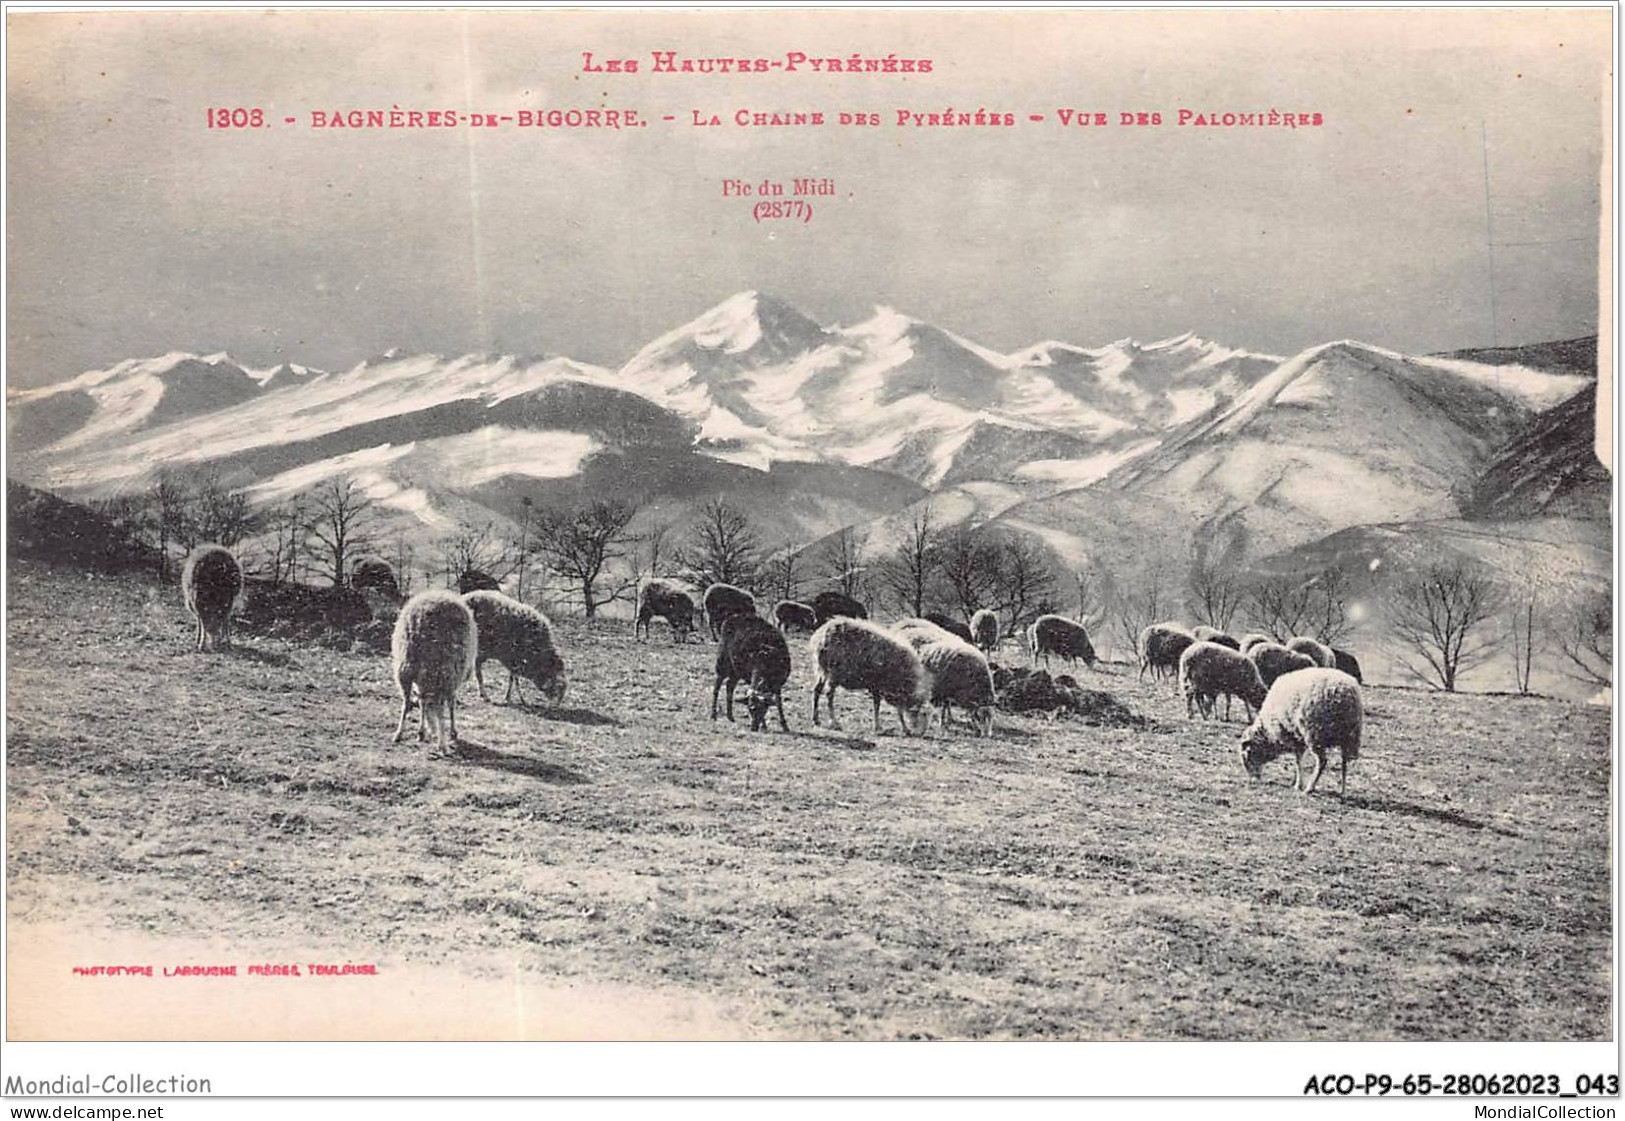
(893, 619, 995, 735)
(1238, 667, 1363, 795)
(391, 589, 478, 754)
(1247, 642, 1318, 689)
(1286, 636, 1336, 668)
(811, 617, 931, 736)
(1179, 640, 1268, 722)
(969, 608, 1000, 654)
(181, 543, 243, 652)
(1239, 632, 1274, 653)
(461, 590, 566, 706)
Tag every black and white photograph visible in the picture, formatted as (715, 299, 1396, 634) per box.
(2, 3, 1616, 1094)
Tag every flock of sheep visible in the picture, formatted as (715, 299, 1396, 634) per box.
(179, 541, 1365, 798)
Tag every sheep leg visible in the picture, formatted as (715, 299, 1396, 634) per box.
(195, 616, 206, 652)
(446, 694, 460, 745)
(711, 675, 724, 720)
(392, 685, 412, 744)
(725, 680, 738, 722)
(873, 693, 884, 734)
(1338, 750, 1347, 797)
(775, 694, 789, 732)
(810, 677, 822, 725)
(1223, 694, 1232, 721)
(474, 660, 489, 702)
(1299, 748, 1324, 795)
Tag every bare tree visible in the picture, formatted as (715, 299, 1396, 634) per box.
(761, 549, 805, 605)
(1304, 568, 1355, 645)
(387, 529, 417, 597)
(438, 520, 513, 588)
(1245, 572, 1316, 640)
(1186, 545, 1245, 633)
(189, 472, 259, 548)
(817, 526, 867, 598)
(1553, 590, 1611, 689)
(1111, 555, 1178, 660)
(1506, 579, 1542, 695)
(150, 471, 191, 582)
(1073, 566, 1109, 627)
(683, 497, 761, 590)
(306, 476, 379, 587)
(936, 523, 1000, 622)
(988, 532, 1059, 632)
(513, 496, 535, 601)
(534, 498, 641, 619)
(879, 506, 937, 618)
(255, 499, 311, 587)
(1388, 561, 1504, 692)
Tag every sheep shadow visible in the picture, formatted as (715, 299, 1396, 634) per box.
(1341, 792, 1521, 838)
(779, 729, 879, 751)
(488, 698, 620, 727)
(223, 643, 298, 668)
(448, 739, 591, 786)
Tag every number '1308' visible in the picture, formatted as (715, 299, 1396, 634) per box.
(206, 108, 265, 128)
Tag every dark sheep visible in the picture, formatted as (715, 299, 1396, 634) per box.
(457, 569, 502, 595)
(461, 590, 566, 706)
(350, 555, 400, 599)
(774, 600, 819, 635)
(924, 611, 975, 644)
(703, 582, 758, 640)
(712, 614, 792, 732)
(636, 578, 698, 643)
(811, 590, 868, 626)
(1138, 622, 1195, 681)
(1029, 614, 1097, 669)
(182, 543, 243, 652)
(1332, 647, 1364, 683)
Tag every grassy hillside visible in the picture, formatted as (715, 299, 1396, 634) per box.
(6, 561, 1610, 1040)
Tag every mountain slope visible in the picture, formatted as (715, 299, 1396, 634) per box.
(1460, 384, 1610, 521)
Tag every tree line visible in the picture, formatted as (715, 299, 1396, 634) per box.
(95, 472, 1610, 695)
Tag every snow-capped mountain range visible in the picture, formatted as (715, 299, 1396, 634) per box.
(5, 290, 1604, 591)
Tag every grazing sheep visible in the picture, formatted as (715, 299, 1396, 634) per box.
(1239, 668, 1363, 795)
(1332, 647, 1363, 683)
(811, 590, 868, 626)
(391, 590, 478, 754)
(1192, 625, 1242, 651)
(1239, 633, 1274, 653)
(461, 590, 566, 706)
(1030, 614, 1098, 669)
(712, 614, 792, 732)
(457, 569, 501, 595)
(636, 579, 697, 643)
(969, 608, 1000, 654)
(1286, 636, 1337, 668)
(182, 543, 243, 652)
(1246, 642, 1318, 689)
(918, 637, 996, 736)
(349, 555, 400, 599)
(1179, 640, 1268, 722)
(810, 617, 930, 736)
(703, 582, 758, 640)
(925, 611, 975, 645)
(1137, 622, 1195, 681)
(890, 618, 994, 734)
(773, 599, 819, 635)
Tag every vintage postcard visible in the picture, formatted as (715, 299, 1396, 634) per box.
(2, 3, 1615, 1092)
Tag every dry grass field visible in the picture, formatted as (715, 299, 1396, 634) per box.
(5, 560, 1611, 1040)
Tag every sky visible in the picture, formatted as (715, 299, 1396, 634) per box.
(5, 8, 1610, 389)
